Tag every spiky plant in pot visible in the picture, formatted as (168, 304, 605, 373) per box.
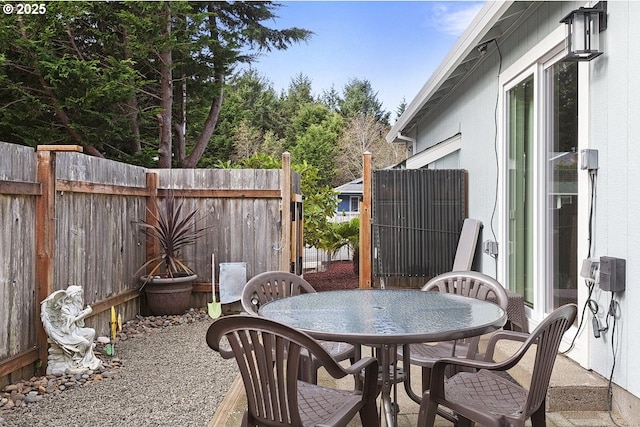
(135, 193, 207, 315)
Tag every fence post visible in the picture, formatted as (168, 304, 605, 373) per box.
(360, 152, 372, 289)
(145, 172, 160, 271)
(280, 152, 292, 272)
(35, 145, 83, 373)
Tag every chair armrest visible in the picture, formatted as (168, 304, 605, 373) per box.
(428, 355, 514, 400)
(342, 356, 379, 401)
(429, 328, 539, 398)
(484, 330, 531, 362)
(342, 356, 378, 376)
(318, 352, 377, 380)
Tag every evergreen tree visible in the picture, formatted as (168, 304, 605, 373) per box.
(339, 78, 390, 125)
(0, 2, 311, 167)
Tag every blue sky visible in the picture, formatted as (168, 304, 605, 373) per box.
(248, 1, 483, 121)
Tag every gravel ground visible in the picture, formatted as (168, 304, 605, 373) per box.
(0, 263, 354, 427)
(1, 311, 238, 427)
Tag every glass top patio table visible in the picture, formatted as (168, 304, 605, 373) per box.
(258, 288, 507, 346)
(259, 289, 506, 427)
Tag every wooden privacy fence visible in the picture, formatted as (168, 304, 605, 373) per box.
(0, 142, 301, 384)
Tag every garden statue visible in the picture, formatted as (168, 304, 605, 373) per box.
(40, 285, 102, 375)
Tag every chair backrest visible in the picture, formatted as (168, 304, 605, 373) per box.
(423, 271, 509, 308)
(241, 271, 315, 314)
(423, 271, 509, 358)
(521, 304, 577, 418)
(451, 218, 482, 271)
(206, 315, 344, 427)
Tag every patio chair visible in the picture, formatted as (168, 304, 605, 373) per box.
(398, 271, 509, 405)
(417, 303, 578, 427)
(206, 315, 380, 427)
(241, 270, 357, 384)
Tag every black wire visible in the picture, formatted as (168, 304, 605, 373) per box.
(489, 39, 502, 260)
(607, 297, 622, 427)
(587, 172, 597, 257)
(563, 171, 598, 353)
(562, 280, 594, 354)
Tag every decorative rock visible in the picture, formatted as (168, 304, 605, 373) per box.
(96, 336, 111, 344)
(2, 386, 16, 393)
(24, 392, 40, 404)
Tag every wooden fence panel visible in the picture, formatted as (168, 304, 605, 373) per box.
(156, 168, 283, 282)
(1, 143, 294, 383)
(0, 143, 38, 382)
(54, 153, 148, 339)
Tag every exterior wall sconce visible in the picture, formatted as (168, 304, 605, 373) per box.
(560, 1, 607, 61)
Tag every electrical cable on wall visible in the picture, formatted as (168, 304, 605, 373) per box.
(560, 166, 623, 426)
(607, 296, 621, 426)
(489, 39, 502, 265)
(563, 170, 597, 353)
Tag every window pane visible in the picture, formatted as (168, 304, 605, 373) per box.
(547, 61, 578, 310)
(508, 75, 535, 306)
(350, 197, 360, 212)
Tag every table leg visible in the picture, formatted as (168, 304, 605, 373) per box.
(378, 344, 409, 427)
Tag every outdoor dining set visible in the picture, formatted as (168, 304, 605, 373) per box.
(206, 270, 577, 427)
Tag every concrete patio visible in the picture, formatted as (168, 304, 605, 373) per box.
(209, 344, 629, 427)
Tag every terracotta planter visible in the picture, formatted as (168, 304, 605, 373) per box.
(141, 274, 196, 316)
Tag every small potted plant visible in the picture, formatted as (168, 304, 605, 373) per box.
(135, 193, 207, 315)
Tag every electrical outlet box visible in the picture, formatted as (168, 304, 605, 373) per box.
(599, 256, 625, 292)
(483, 240, 498, 256)
(580, 258, 600, 282)
(580, 149, 598, 170)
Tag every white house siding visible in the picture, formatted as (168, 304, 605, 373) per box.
(404, 0, 639, 399)
(587, 0, 640, 398)
(414, 66, 503, 277)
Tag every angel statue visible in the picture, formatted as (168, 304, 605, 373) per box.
(40, 285, 102, 375)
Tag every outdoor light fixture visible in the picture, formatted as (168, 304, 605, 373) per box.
(560, 2, 607, 61)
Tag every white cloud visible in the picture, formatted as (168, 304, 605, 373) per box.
(427, 2, 484, 37)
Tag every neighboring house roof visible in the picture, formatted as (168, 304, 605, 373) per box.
(386, 1, 542, 143)
(334, 178, 363, 195)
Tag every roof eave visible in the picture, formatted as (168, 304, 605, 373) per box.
(386, 1, 515, 144)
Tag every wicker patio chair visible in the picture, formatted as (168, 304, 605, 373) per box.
(206, 315, 380, 427)
(417, 303, 577, 427)
(242, 270, 357, 384)
(398, 271, 509, 405)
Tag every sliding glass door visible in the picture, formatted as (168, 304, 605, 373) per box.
(505, 58, 578, 313)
